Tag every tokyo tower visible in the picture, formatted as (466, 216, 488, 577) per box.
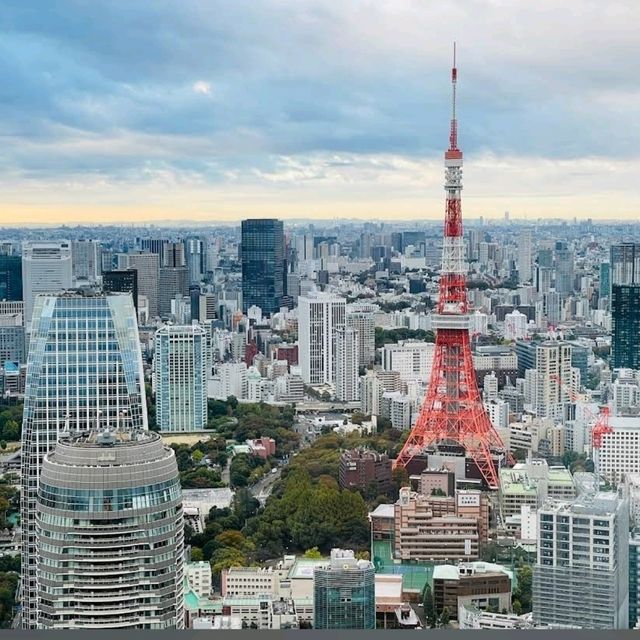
(393, 45, 509, 489)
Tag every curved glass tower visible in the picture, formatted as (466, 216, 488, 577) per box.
(21, 291, 148, 628)
(36, 430, 184, 629)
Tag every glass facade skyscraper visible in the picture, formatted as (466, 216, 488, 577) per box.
(241, 218, 285, 314)
(0, 254, 23, 301)
(20, 291, 147, 628)
(611, 284, 640, 370)
(313, 549, 375, 629)
(36, 430, 184, 629)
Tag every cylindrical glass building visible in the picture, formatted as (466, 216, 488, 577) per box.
(36, 429, 184, 629)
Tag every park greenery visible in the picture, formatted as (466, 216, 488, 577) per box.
(374, 327, 435, 349)
(185, 429, 408, 583)
(0, 403, 23, 444)
(0, 555, 19, 628)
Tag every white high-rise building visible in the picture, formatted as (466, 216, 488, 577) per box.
(154, 325, 207, 432)
(298, 292, 346, 385)
(504, 309, 528, 340)
(595, 417, 640, 485)
(335, 326, 359, 402)
(20, 291, 147, 628)
(531, 342, 577, 418)
(346, 306, 376, 366)
(533, 490, 629, 629)
(381, 340, 434, 383)
(22, 241, 73, 324)
(483, 371, 498, 400)
(484, 399, 509, 429)
(209, 362, 248, 400)
(71, 239, 100, 283)
(518, 230, 533, 283)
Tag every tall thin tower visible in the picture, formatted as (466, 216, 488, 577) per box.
(394, 46, 508, 488)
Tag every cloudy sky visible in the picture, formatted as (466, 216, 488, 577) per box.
(0, 0, 638, 224)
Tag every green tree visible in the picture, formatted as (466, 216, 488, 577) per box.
(512, 565, 533, 613)
(190, 547, 204, 562)
(304, 547, 322, 559)
(192, 450, 205, 465)
(422, 584, 436, 628)
(2, 420, 19, 442)
(439, 607, 450, 628)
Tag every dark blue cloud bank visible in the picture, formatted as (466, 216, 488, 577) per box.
(0, 0, 638, 199)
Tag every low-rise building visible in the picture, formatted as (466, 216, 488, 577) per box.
(433, 562, 513, 619)
(338, 448, 392, 493)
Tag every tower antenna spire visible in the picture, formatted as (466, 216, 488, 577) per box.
(449, 41, 458, 152)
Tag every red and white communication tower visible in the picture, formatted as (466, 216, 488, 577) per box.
(393, 45, 509, 489)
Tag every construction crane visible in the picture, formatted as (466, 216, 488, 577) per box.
(550, 374, 613, 450)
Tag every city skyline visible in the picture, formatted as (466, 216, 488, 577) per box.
(1, 1, 639, 225)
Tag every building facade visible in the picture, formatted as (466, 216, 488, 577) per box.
(298, 292, 346, 385)
(154, 325, 208, 432)
(338, 449, 392, 494)
(313, 549, 375, 629)
(532, 491, 629, 629)
(20, 291, 147, 628)
(241, 219, 285, 315)
(36, 430, 184, 629)
(22, 241, 73, 324)
(117, 251, 160, 319)
(335, 326, 359, 402)
(611, 284, 640, 370)
(102, 269, 139, 311)
(381, 340, 434, 383)
(0, 254, 23, 302)
(71, 239, 101, 283)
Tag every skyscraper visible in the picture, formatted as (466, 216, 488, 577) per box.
(20, 291, 147, 628)
(36, 430, 184, 629)
(517, 230, 533, 283)
(313, 549, 375, 629)
(610, 242, 640, 370)
(599, 262, 611, 300)
(158, 242, 189, 318)
(611, 242, 640, 286)
(335, 326, 359, 402)
(554, 241, 575, 295)
(154, 325, 207, 432)
(71, 239, 100, 283)
(22, 241, 73, 324)
(102, 269, 139, 311)
(298, 292, 346, 385)
(241, 219, 285, 314)
(184, 236, 206, 284)
(117, 251, 160, 319)
(611, 284, 640, 369)
(346, 306, 376, 367)
(533, 490, 629, 629)
(0, 254, 23, 301)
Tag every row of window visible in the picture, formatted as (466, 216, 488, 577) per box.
(38, 479, 181, 513)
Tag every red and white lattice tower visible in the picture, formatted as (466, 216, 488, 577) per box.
(393, 45, 509, 489)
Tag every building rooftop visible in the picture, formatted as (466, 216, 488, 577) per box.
(499, 469, 538, 496)
(541, 490, 622, 517)
(369, 503, 395, 520)
(433, 562, 514, 583)
(547, 466, 574, 487)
